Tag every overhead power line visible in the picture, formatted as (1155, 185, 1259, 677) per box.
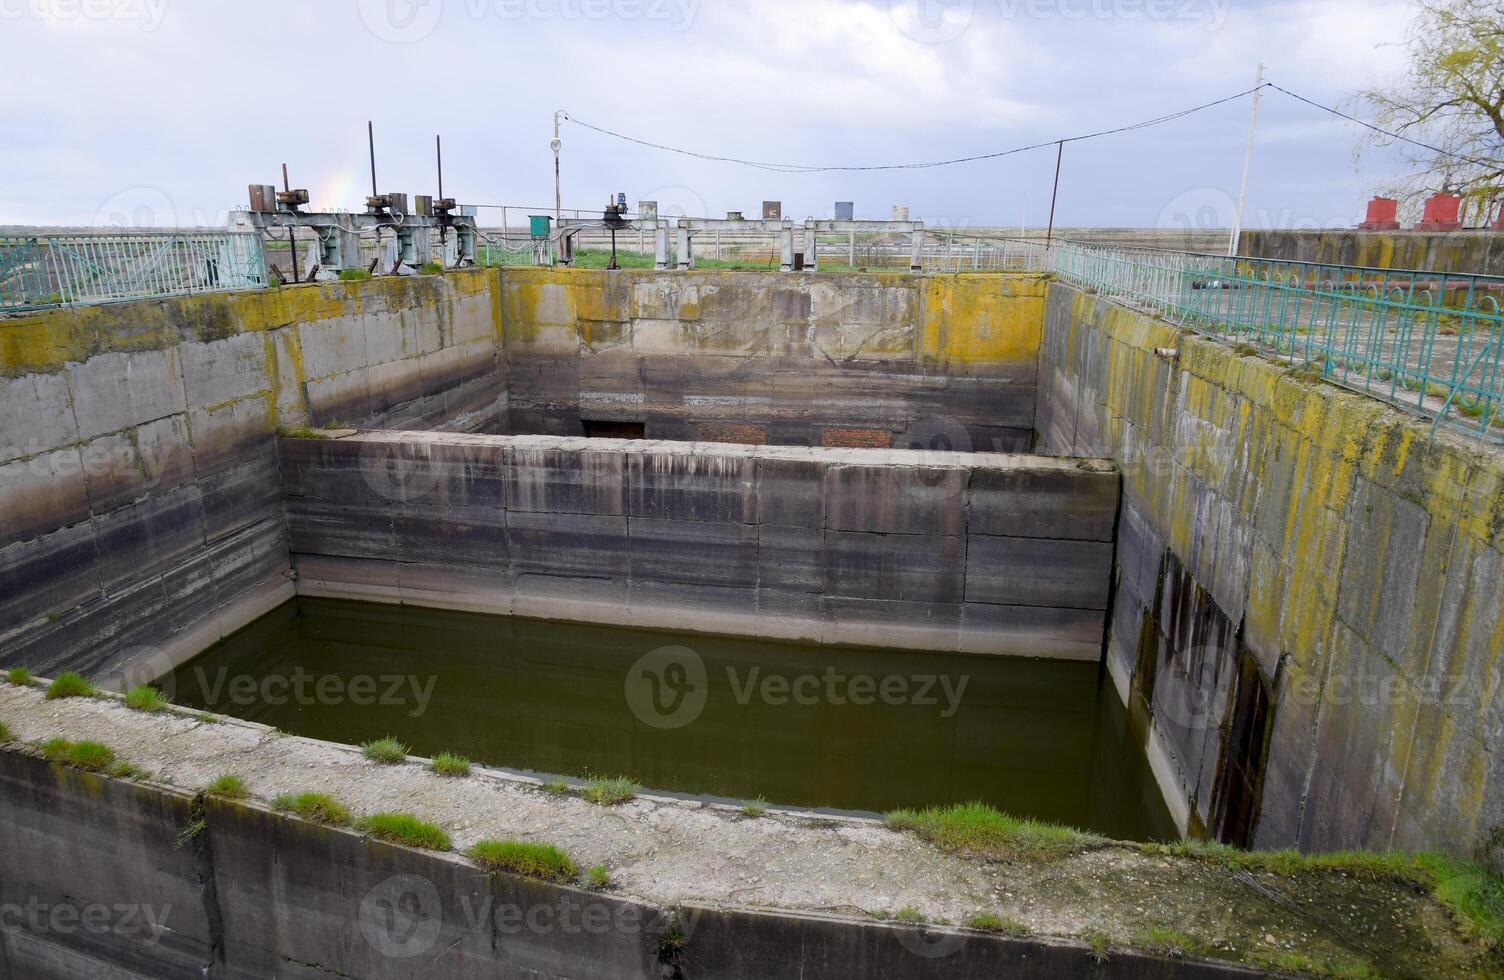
(560, 87, 1265, 173)
(1263, 83, 1503, 172)
(561, 80, 1504, 175)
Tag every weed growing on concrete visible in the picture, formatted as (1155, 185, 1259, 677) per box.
(894, 905, 927, 925)
(360, 736, 409, 764)
(582, 776, 639, 806)
(419, 261, 445, 275)
(468, 839, 578, 882)
(206, 774, 248, 799)
(357, 812, 452, 851)
(125, 685, 169, 712)
(6, 666, 33, 686)
(429, 752, 471, 777)
(272, 792, 351, 825)
(963, 912, 1027, 935)
(0, 720, 9, 742)
(885, 801, 1103, 862)
(195, 712, 218, 724)
(583, 864, 611, 891)
(1133, 926, 1203, 959)
(338, 268, 371, 281)
(108, 760, 150, 780)
(45, 672, 97, 700)
(541, 779, 569, 795)
(175, 818, 207, 849)
(40, 737, 114, 771)
(1085, 930, 1111, 962)
(1251, 949, 1379, 979)
(740, 798, 768, 817)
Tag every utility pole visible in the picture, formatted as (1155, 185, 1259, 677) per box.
(1229, 63, 1266, 257)
(552, 110, 565, 225)
(1045, 141, 1064, 247)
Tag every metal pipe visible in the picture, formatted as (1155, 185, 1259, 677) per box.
(368, 121, 378, 198)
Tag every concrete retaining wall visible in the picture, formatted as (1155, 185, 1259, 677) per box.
(1238, 228, 1504, 276)
(281, 432, 1119, 659)
(0, 273, 502, 680)
(0, 747, 1257, 979)
(498, 268, 1047, 452)
(1037, 281, 1504, 855)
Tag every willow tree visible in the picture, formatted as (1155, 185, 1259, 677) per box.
(1358, 0, 1504, 216)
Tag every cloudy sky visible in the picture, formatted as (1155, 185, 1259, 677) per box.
(0, 0, 1417, 229)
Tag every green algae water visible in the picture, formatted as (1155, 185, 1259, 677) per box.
(163, 598, 1176, 841)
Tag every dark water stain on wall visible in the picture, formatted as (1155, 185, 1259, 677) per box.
(1130, 551, 1274, 846)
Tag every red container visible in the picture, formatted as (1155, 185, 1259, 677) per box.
(1415, 193, 1461, 230)
(1359, 196, 1399, 230)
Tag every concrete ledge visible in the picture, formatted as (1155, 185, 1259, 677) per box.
(282, 434, 1121, 659)
(0, 685, 1483, 978)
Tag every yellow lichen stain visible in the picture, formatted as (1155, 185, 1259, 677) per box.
(920, 273, 1047, 365)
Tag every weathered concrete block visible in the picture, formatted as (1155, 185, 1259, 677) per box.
(755, 453, 825, 527)
(507, 509, 629, 579)
(626, 446, 756, 523)
(965, 536, 1113, 610)
(505, 440, 626, 515)
(823, 529, 965, 604)
(178, 330, 269, 409)
(65, 348, 187, 440)
(0, 370, 76, 462)
(824, 456, 966, 537)
(0, 449, 92, 546)
(628, 516, 758, 588)
(968, 462, 1118, 541)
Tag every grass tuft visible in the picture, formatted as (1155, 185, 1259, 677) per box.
(885, 801, 1102, 862)
(45, 672, 97, 700)
(0, 720, 8, 741)
(429, 752, 471, 777)
(468, 839, 577, 882)
(582, 776, 639, 806)
(894, 905, 927, 924)
(418, 261, 445, 275)
(740, 798, 768, 817)
(584, 864, 611, 890)
(338, 268, 371, 281)
(108, 760, 150, 780)
(541, 779, 569, 795)
(964, 911, 1028, 935)
(205, 773, 248, 799)
(360, 736, 409, 764)
(6, 666, 33, 686)
(40, 737, 115, 771)
(357, 812, 452, 851)
(124, 685, 169, 712)
(272, 792, 350, 825)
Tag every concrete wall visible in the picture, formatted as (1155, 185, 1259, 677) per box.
(0, 747, 1252, 980)
(498, 268, 1047, 452)
(1238, 229, 1504, 276)
(0, 273, 502, 680)
(281, 432, 1119, 660)
(1037, 282, 1504, 856)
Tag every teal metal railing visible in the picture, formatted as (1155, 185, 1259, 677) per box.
(1052, 240, 1504, 441)
(0, 230, 267, 312)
